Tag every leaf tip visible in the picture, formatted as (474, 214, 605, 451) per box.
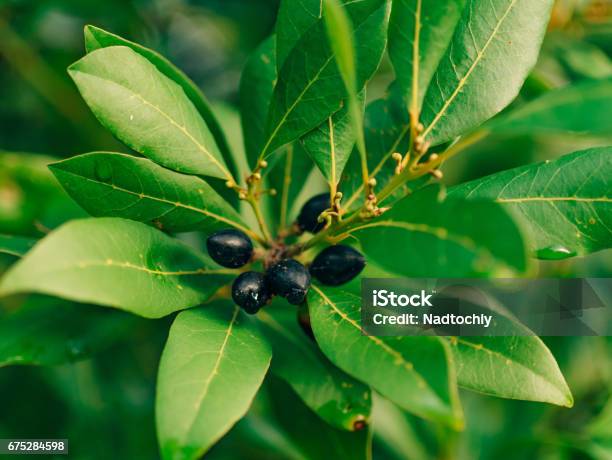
(83, 24, 97, 33)
(66, 63, 80, 79)
(560, 387, 574, 408)
(83, 24, 108, 53)
(47, 160, 61, 172)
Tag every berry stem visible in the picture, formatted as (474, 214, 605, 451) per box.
(287, 211, 362, 255)
(376, 128, 488, 203)
(341, 123, 410, 211)
(286, 129, 488, 256)
(247, 194, 272, 243)
(238, 225, 266, 246)
(236, 159, 274, 245)
(328, 117, 339, 203)
(279, 145, 293, 231)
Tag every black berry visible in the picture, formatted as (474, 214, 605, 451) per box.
(232, 271, 271, 314)
(267, 259, 311, 305)
(310, 245, 365, 286)
(206, 229, 253, 268)
(297, 193, 330, 233)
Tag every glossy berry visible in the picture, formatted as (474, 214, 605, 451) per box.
(206, 229, 253, 268)
(232, 271, 271, 314)
(297, 193, 330, 233)
(310, 245, 366, 286)
(267, 259, 311, 305)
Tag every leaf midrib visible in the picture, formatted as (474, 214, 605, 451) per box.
(423, 0, 519, 139)
(328, 116, 337, 185)
(262, 2, 383, 158)
(311, 285, 448, 408)
(182, 307, 240, 443)
(16, 260, 234, 277)
(447, 337, 572, 406)
(349, 220, 502, 265)
(53, 166, 253, 236)
(497, 196, 611, 203)
(410, 0, 422, 113)
(69, 68, 231, 180)
(261, 54, 336, 157)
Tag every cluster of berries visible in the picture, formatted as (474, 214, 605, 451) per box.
(205, 194, 366, 314)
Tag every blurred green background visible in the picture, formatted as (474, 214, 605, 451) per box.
(0, 0, 611, 459)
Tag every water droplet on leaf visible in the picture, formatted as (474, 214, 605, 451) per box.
(536, 245, 576, 260)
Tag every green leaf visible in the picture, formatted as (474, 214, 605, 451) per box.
(371, 394, 430, 460)
(265, 377, 371, 460)
(489, 78, 612, 137)
(308, 286, 463, 428)
(49, 152, 253, 238)
(265, 143, 322, 230)
(0, 218, 233, 318)
(420, 0, 554, 146)
(261, 0, 390, 158)
(588, 396, 612, 439)
(323, 0, 368, 185)
(340, 84, 415, 210)
(0, 296, 133, 367)
(554, 36, 612, 81)
(211, 102, 250, 179)
(83, 25, 236, 173)
(68, 46, 231, 180)
(352, 186, 528, 276)
(323, 0, 358, 94)
(388, 0, 466, 110)
(240, 36, 277, 167)
(275, 0, 321, 69)
(445, 336, 573, 407)
(0, 234, 36, 258)
(156, 304, 271, 460)
(448, 147, 612, 259)
(300, 93, 363, 184)
(258, 307, 371, 431)
(0, 152, 85, 235)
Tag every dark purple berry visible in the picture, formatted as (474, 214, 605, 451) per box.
(310, 245, 365, 286)
(267, 259, 311, 305)
(206, 229, 253, 268)
(232, 271, 271, 314)
(297, 193, 330, 233)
